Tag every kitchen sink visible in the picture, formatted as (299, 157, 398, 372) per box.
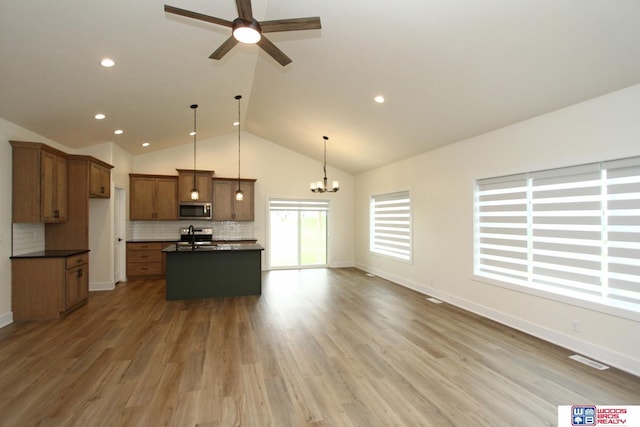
(175, 241, 218, 251)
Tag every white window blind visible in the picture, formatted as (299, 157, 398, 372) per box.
(370, 191, 411, 261)
(475, 156, 640, 313)
(269, 199, 330, 212)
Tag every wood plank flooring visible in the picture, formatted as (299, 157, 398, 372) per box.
(0, 267, 638, 426)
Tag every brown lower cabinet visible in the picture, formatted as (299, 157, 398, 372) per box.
(11, 252, 89, 321)
(126, 242, 170, 279)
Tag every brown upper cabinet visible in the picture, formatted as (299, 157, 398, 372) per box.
(129, 174, 178, 220)
(89, 161, 112, 198)
(176, 169, 214, 202)
(11, 141, 68, 223)
(45, 156, 113, 250)
(212, 178, 255, 221)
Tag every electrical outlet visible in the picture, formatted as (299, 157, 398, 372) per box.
(572, 320, 580, 333)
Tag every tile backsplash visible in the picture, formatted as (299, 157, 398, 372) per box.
(127, 220, 255, 241)
(12, 223, 45, 255)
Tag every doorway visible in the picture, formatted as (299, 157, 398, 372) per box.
(268, 199, 329, 269)
(114, 187, 126, 283)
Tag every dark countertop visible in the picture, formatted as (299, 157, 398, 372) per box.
(127, 238, 257, 243)
(10, 249, 90, 259)
(162, 243, 264, 253)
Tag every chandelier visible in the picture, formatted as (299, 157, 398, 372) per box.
(310, 136, 339, 193)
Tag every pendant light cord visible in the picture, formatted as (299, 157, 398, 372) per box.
(191, 104, 198, 189)
(236, 95, 242, 187)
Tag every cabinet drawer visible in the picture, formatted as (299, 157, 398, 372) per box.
(66, 253, 88, 269)
(127, 250, 161, 263)
(127, 242, 163, 251)
(127, 263, 162, 276)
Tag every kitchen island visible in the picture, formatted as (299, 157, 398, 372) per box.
(162, 243, 263, 300)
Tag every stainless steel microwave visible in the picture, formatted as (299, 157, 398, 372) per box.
(179, 202, 212, 220)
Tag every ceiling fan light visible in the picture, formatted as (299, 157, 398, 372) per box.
(233, 19, 261, 44)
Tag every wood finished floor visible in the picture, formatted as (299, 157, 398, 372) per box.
(0, 268, 638, 426)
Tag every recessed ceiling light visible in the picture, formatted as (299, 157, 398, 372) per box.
(100, 58, 115, 67)
(374, 95, 385, 104)
(189, 131, 196, 136)
(114, 129, 123, 135)
(94, 113, 106, 120)
(142, 142, 150, 147)
(233, 121, 239, 126)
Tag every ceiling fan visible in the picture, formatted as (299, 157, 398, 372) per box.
(164, 0, 321, 66)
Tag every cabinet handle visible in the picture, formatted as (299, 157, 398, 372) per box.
(77, 268, 83, 278)
(141, 255, 148, 258)
(54, 210, 59, 218)
(100, 186, 105, 193)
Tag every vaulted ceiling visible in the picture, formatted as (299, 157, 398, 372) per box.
(2, 0, 640, 174)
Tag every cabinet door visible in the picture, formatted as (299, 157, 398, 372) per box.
(155, 177, 178, 220)
(178, 172, 212, 202)
(130, 176, 156, 220)
(233, 181, 255, 221)
(54, 154, 68, 220)
(41, 151, 67, 222)
(212, 180, 234, 220)
(90, 162, 110, 198)
(66, 264, 88, 309)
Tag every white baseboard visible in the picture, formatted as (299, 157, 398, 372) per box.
(90, 281, 115, 291)
(355, 263, 640, 377)
(330, 261, 356, 268)
(0, 311, 13, 329)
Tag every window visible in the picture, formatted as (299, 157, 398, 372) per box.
(268, 199, 328, 268)
(370, 190, 412, 261)
(475, 156, 640, 314)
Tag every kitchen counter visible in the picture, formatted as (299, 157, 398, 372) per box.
(164, 243, 263, 300)
(162, 243, 263, 252)
(128, 238, 257, 244)
(10, 249, 90, 259)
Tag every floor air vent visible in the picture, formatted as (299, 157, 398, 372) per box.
(569, 354, 609, 370)
(427, 297, 443, 304)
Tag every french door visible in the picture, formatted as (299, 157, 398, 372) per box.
(268, 199, 329, 269)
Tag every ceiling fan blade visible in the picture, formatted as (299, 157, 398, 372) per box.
(209, 36, 239, 60)
(164, 5, 233, 27)
(257, 36, 292, 66)
(236, 0, 253, 20)
(260, 17, 321, 33)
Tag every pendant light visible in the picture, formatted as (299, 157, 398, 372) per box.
(190, 104, 200, 200)
(310, 136, 339, 193)
(234, 95, 244, 202)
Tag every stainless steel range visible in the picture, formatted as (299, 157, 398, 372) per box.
(176, 227, 218, 250)
(179, 227, 213, 242)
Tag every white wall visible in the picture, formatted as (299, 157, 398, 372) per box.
(355, 84, 640, 376)
(132, 131, 355, 268)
